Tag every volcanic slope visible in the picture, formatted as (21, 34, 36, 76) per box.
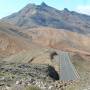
(2, 2, 90, 35)
(20, 27, 90, 53)
(0, 21, 35, 59)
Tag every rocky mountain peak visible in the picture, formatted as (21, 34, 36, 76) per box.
(63, 8, 69, 12)
(23, 3, 36, 9)
(41, 2, 47, 7)
(2, 2, 90, 35)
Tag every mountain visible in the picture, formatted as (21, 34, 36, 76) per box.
(0, 21, 35, 58)
(21, 27, 90, 53)
(1, 2, 90, 53)
(0, 3, 90, 90)
(2, 2, 90, 35)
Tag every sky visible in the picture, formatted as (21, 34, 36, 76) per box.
(0, 0, 90, 19)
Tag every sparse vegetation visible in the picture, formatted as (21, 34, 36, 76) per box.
(0, 2, 90, 90)
(25, 85, 41, 90)
(70, 54, 90, 90)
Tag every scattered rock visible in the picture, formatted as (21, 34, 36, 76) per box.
(16, 80, 22, 85)
(5, 85, 11, 90)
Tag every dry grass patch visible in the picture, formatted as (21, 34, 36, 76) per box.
(25, 85, 41, 90)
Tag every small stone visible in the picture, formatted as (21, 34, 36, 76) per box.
(48, 86, 53, 89)
(5, 86, 11, 90)
(16, 80, 22, 85)
(0, 77, 5, 81)
(16, 81, 19, 85)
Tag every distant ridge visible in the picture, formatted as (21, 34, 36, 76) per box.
(1, 2, 90, 35)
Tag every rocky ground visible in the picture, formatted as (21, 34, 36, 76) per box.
(0, 61, 75, 90)
(68, 53, 90, 90)
(0, 49, 90, 90)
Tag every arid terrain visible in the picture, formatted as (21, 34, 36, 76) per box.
(0, 2, 90, 90)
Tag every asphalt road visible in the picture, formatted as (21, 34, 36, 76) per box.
(54, 51, 79, 81)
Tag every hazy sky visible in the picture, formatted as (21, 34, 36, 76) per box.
(0, 0, 90, 19)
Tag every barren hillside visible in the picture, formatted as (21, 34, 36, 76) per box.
(0, 21, 35, 58)
(21, 27, 90, 53)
